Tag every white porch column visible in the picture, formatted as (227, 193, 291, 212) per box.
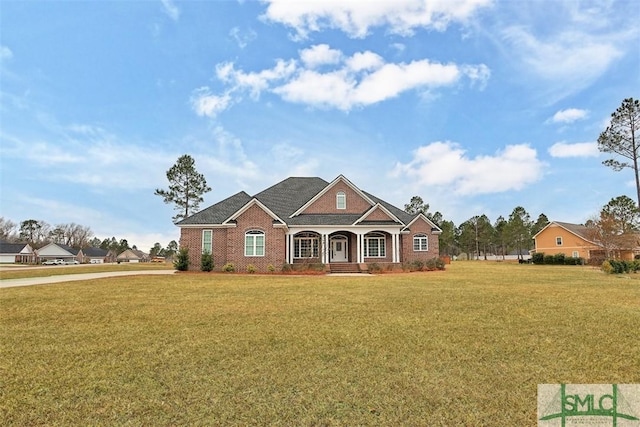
(285, 233, 291, 264)
(392, 233, 399, 263)
(322, 234, 328, 264)
(356, 233, 362, 263)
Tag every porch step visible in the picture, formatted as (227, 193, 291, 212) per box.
(329, 263, 362, 274)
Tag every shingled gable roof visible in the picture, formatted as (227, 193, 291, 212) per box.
(176, 176, 426, 228)
(289, 175, 375, 218)
(0, 240, 31, 254)
(176, 191, 252, 226)
(403, 213, 443, 234)
(533, 221, 597, 245)
(354, 203, 403, 225)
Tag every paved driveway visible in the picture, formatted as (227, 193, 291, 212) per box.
(0, 270, 176, 289)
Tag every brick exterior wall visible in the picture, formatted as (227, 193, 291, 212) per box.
(401, 218, 440, 263)
(303, 181, 372, 214)
(179, 204, 287, 272)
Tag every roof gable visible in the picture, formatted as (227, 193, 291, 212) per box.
(355, 204, 402, 225)
(36, 243, 77, 257)
(0, 240, 32, 255)
(225, 198, 286, 225)
(177, 191, 252, 226)
(403, 214, 443, 234)
(534, 221, 597, 245)
(290, 175, 375, 217)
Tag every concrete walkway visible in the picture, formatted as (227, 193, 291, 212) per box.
(0, 270, 176, 289)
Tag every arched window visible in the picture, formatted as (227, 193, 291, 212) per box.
(336, 191, 346, 210)
(364, 232, 386, 257)
(245, 230, 265, 256)
(413, 234, 428, 251)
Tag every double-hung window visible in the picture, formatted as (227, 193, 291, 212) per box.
(202, 230, 212, 254)
(364, 232, 386, 257)
(413, 234, 428, 251)
(245, 230, 265, 256)
(556, 237, 563, 246)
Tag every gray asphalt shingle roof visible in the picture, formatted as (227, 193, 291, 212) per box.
(0, 240, 30, 254)
(176, 176, 417, 228)
(176, 191, 252, 225)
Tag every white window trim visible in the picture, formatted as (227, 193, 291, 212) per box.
(413, 234, 428, 251)
(336, 191, 346, 210)
(202, 229, 212, 254)
(364, 233, 386, 258)
(245, 230, 265, 257)
(556, 236, 563, 246)
(294, 233, 319, 258)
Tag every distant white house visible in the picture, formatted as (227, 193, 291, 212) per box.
(37, 243, 79, 263)
(0, 240, 35, 264)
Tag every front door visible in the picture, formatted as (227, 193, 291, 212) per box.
(330, 238, 348, 262)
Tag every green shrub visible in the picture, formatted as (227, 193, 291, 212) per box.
(532, 253, 545, 265)
(552, 253, 565, 265)
(601, 260, 613, 274)
(222, 262, 235, 273)
(411, 260, 425, 271)
(267, 264, 275, 273)
(425, 257, 445, 271)
(543, 255, 555, 265)
(200, 252, 213, 272)
(246, 264, 256, 274)
(174, 247, 189, 271)
(281, 263, 292, 273)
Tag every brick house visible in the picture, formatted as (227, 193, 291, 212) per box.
(177, 175, 442, 272)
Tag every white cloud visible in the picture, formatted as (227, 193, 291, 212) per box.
(190, 87, 233, 118)
(160, 0, 180, 21)
(261, 0, 493, 39)
(501, 26, 624, 99)
(229, 27, 257, 49)
(201, 45, 489, 112)
(0, 45, 13, 60)
(393, 141, 545, 195)
(300, 44, 343, 68)
(549, 108, 589, 124)
(548, 141, 599, 158)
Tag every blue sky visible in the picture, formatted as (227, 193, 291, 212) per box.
(1, 0, 639, 251)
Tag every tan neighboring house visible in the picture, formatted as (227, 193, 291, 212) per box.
(533, 221, 637, 261)
(117, 249, 150, 263)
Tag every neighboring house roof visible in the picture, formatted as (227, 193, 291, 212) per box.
(533, 221, 598, 245)
(176, 175, 444, 232)
(0, 240, 32, 255)
(81, 247, 108, 257)
(36, 242, 80, 257)
(117, 249, 149, 260)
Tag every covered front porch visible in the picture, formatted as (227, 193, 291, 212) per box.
(284, 228, 402, 266)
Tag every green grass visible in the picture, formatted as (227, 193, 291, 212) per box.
(1, 262, 639, 425)
(0, 262, 174, 280)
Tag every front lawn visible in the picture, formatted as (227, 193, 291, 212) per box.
(1, 262, 638, 425)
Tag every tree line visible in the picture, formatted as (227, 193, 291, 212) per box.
(0, 217, 177, 258)
(404, 196, 549, 259)
(406, 194, 640, 260)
